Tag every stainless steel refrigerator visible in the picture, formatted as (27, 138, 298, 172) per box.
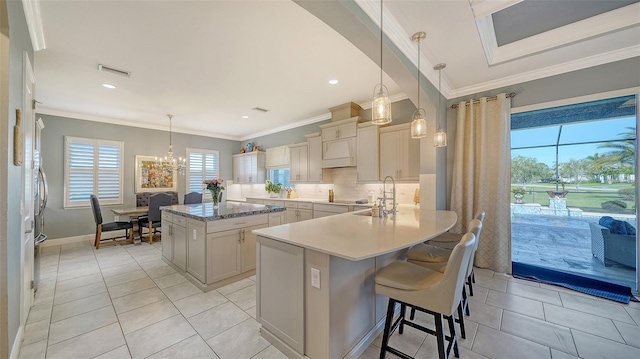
(33, 117, 48, 292)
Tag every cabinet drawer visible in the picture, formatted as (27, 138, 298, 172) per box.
(263, 200, 284, 207)
(313, 203, 349, 214)
(161, 212, 172, 222)
(172, 215, 187, 227)
(246, 198, 264, 204)
(284, 202, 298, 208)
(298, 202, 313, 210)
(207, 214, 268, 233)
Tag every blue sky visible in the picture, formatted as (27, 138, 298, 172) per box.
(511, 116, 637, 166)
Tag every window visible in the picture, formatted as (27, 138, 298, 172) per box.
(187, 148, 220, 195)
(268, 168, 291, 188)
(64, 136, 124, 208)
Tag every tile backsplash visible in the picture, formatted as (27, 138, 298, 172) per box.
(227, 167, 419, 205)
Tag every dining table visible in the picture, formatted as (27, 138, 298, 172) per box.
(111, 207, 149, 244)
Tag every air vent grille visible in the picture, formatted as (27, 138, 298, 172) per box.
(97, 64, 131, 77)
(252, 107, 269, 113)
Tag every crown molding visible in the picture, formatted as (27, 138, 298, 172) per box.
(470, 0, 523, 20)
(475, 2, 640, 65)
(449, 45, 640, 99)
(21, 0, 46, 51)
(36, 108, 242, 141)
(241, 93, 409, 141)
(512, 87, 639, 114)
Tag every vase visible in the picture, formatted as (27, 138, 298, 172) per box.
(269, 192, 278, 198)
(514, 193, 524, 204)
(211, 191, 221, 208)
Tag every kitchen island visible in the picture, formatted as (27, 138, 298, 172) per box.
(252, 205, 457, 359)
(160, 202, 285, 292)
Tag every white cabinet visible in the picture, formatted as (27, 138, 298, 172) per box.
(162, 212, 186, 271)
(305, 133, 332, 183)
(356, 123, 379, 182)
(207, 229, 241, 284)
(269, 211, 285, 226)
(289, 143, 308, 182)
(187, 219, 206, 283)
(313, 203, 349, 219)
(232, 152, 266, 184)
(379, 124, 419, 181)
(241, 224, 267, 272)
(246, 198, 264, 204)
(285, 201, 313, 223)
(319, 117, 364, 168)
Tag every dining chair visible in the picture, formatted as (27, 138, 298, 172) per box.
(90, 194, 133, 249)
(138, 193, 172, 244)
(184, 191, 203, 204)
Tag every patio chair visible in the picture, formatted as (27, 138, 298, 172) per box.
(589, 222, 636, 269)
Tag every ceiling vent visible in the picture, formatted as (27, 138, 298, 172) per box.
(252, 107, 269, 113)
(97, 64, 131, 77)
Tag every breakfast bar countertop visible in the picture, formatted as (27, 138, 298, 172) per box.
(252, 205, 457, 261)
(160, 201, 285, 221)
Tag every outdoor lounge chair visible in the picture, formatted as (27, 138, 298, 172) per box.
(589, 222, 636, 269)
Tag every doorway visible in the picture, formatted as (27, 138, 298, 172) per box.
(510, 95, 637, 299)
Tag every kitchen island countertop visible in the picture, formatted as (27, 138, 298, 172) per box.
(161, 201, 285, 221)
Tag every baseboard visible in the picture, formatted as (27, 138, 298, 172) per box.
(9, 325, 24, 359)
(40, 234, 92, 247)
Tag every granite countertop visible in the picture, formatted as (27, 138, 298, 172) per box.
(252, 205, 457, 261)
(161, 201, 285, 221)
(245, 197, 373, 207)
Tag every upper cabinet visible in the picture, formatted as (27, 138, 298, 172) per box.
(319, 117, 365, 168)
(356, 123, 379, 182)
(289, 143, 308, 182)
(305, 133, 332, 183)
(379, 124, 419, 181)
(232, 151, 266, 184)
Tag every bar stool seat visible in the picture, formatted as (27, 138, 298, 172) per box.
(406, 243, 451, 263)
(375, 233, 476, 359)
(427, 212, 485, 250)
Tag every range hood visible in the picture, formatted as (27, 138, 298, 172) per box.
(322, 137, 356, 168)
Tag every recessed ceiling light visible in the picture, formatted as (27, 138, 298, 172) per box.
(328, 79, 339, 85)
(102, 83, 116, 89)
(242, 115, 249, 119)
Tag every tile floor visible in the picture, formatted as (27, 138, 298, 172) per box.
(19, 240, 640, 359)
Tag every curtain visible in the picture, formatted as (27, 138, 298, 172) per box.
(450, 94, 512, 273)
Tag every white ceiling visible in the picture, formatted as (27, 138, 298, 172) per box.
(31, 0, 640, 141)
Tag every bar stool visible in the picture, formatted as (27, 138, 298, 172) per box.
(406, 220, 483, 336)
(375, 233, 476, 359)
(429, 212, 485, 250)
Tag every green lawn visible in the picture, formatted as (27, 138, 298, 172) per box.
(511, 183, 636, 213)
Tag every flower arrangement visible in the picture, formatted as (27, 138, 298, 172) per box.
(512, 187, 526, 195)
(265, 180, 282, 196)
(204, 179, 225, 206)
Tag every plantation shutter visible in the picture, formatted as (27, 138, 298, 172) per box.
(187, 148, 220, 193)
(64, 137, 124, 208)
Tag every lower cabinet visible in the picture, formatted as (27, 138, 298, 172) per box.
(164, 212, 274, 291)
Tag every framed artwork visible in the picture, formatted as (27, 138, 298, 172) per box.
(135, 155, 177, 193)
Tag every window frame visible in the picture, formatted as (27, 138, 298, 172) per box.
(64, 136, 124, 209)
(186, 148, 221, 200)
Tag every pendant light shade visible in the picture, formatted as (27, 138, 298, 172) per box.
(410, 31, 427, 138)
(433, 63, 447, 147)
(372, 0, 392, 125)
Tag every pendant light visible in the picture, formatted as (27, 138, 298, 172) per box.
(433, 63, 447, 147)
(372, 0, 392, 125)
(410, 31, 427, 138)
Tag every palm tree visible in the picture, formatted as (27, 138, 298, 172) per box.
(597, 127, 636, 165)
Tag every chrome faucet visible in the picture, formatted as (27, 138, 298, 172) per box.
(381, 176, 396, 216)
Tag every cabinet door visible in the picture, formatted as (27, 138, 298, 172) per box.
(297, 145, 308, 181)
(379, 131, 400, 179)
(172, 225, 187, 271)
(246, 154, 256, 183)
(399, 128, 420, 181)
(161, 220, 173, 261)
(285, 209, 298, 223)
(307, 136, 323, 182)
(357, 125, 379, 182)
(207, 230, 241, 284)
(322, 125, 339, 141)
(339, 122, 357, 138)
(241, 224, 267, 272)
(298, 209, 313, 222)
(233, 156, 244, 183)
(290, 147, 301, 182)
(269, 212, 285, 226)
(187, 220, 206, 283)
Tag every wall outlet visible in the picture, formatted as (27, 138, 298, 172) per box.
(114, 215, 120, 222)
(311, 267, 320, 289)
(192, 229, 197, 240)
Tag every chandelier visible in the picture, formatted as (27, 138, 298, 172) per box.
(149, 114, 186, 175)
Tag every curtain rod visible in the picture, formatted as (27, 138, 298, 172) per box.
(450, 92, 517, 109)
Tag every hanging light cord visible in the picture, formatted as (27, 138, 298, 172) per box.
(437, 69, 442, 129)
(417, 40, 420, 108)
(168, 114, 173, 152)
(380, 0, 383, 86)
